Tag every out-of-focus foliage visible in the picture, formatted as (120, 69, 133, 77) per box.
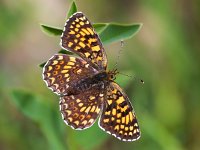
(1, 0, 200, 150)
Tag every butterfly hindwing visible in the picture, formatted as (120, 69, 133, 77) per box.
(99, 82, 140, 141)
(43, 54, 97, 95)
(60, 12, 107, 70)
(60, 84, 104, 130)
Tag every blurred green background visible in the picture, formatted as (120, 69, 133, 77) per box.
(1, 0, 200, 150)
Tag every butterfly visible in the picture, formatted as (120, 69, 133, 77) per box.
(42, 12, 140, 141)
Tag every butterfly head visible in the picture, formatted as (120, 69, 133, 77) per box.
(108, 68, 119, 81)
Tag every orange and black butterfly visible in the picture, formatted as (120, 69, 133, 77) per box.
(42, 12, 140, 141)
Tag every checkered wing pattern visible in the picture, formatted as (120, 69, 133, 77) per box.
(43, 54, 97, 95)
(60, 12, 107, 70)
(99, 82, 140, 141)
(60, 84, 104, 129)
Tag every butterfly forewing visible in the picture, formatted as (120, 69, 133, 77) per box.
(60, 12, 107, 70)
(99, 82, 141, 141)
(60, 84, 104, 130)
(43, 54, 97, 95)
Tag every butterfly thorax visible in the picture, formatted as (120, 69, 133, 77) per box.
(74, 69, 118, 93)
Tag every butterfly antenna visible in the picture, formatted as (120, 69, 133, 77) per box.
(118, 72, 144, 84)
(113, 40, 124, 69)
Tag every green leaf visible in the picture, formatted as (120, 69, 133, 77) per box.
(99, 23, 142, 44)
(39, 61, 46, 68)
(66, 1, 77, 19)
(40, 23, 142, 45)
(40, 24, 62, 36)
(58, 49, 74, 55)
(93, 23, 108, 33)
(10, 90, 67, 150)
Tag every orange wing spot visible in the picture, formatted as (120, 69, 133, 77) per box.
(79, 115, 85, 120)
(122, 117, 125, 124)
(117, 96, 124, 104)
(64, 74, 69, 78)
(53, 71, 58, 75)
(80, 37, 86, 41)
(76, 99, 81, 103)
(79, 17, 84, 21)
(80, 31, 86, 36)
(75, 28, 79, 32)
(47, 73, 51, 77)
(85, 106, 91, 113)
(96, 56, 103, 61)
(63, 65, 72, 69)
(50, 77, 55, 84)
(59, 60, 64, 64)
(126, 115, 129, 124)
(87, 28, 94, 35)
(69, 30, 75, 34)
(72, 22, 75, 25)
(88, 118, 94, 124)
(74, 46, 81, 51)
(117, 113, 121, 118)
(124, 133, 128, 136)
(105, 111, 111, 115)
(91, 45, 100, 51)
(70, 25, 74, 28)
(80, 106, 86, 112)
(68, 42, 73, 47)
(81, 28, 90, 35)
(61, 70, 69, 73)
(86, 21, 89, 24)
(79, 42, 86, 48)
(103, 119, 109, 123)
(48, 66, 53, 71)
(85, 64, 89, 68)
(96, 107, 101, 113)
(119, 131, 123, 134)
(76, 24, 80, 27)
(120, 125, 125, 129)
(66, 77, 70, 82)
(107, 100, 112, 105)
(74, 120, 79, 125)
(130, 126, 134, 131)
(80, 21, 84, 25)
(116, 119, 121, 123)
(76, 69, 82, 74)
(89, 96, 95, 100)
(58, 55, 63, 60)
(74, 39, 78, 43)
(69, 57, 76, 62)
(78, 103, 83, 107)
(111, 117, 115, 121)
(84, 52, 90, 57)
(66, 110, 72, 116)
(82, 120, 88, 126)
(112, 108, 117, 115)
(114, 125, 119, 130)
(67, 62, 75, 66)
(133, 129, 137, 134)
(90, 106, 96, 112)
(88, 38, 97, 44)
(75, 18, 79, 22)
(52, 60, 58, 65)
(134, 123, 138, 127)
(76, 34, 81, 38)
(125, 127, 129, 131)
(129, 112, 133, 121)
(55, 65, 61, 70)
(129, 132, 133, 136)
